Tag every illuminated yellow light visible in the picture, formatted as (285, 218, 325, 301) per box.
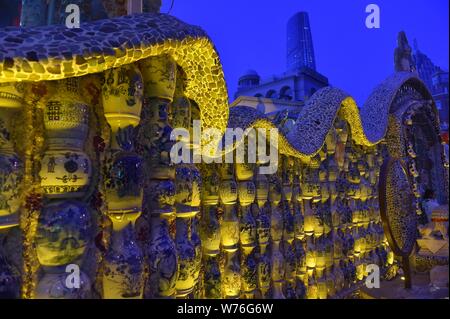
(0, 38, 230, 149)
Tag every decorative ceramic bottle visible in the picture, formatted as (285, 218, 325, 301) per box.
(237, 161, 257, 298)
(40, 78, 91, 198)
(137, 55, 178, 299)
(103, 211, 144, 299)
(200, 164, 222, 298)
(0, 232, 20, 298)
(101, 64, 144, 150)
(254, 169, 271, 298)
(0, 82, 24, 227)
(101, 64, 145, 299)
(174, 164, 201, 298)
(219, 163, 241, 298)
(34, 200, 92, 299)
(174, 216, 196, 297)
(145, 215, 178, 298)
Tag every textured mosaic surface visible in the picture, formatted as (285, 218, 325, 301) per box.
(380, 159, 417, 255)
(229, 72, 434, 162)
(0, 13, 229, 136)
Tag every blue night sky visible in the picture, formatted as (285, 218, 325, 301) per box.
(165, 0, 449, 105)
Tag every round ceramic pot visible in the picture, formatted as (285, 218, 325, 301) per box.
(220, 205, 239, 251)
(35, 200, 91, 267)
(0, 253, 20, 298)
(223, 251, 241, 298)
(271, 241, 285, 282)
(34, 266, 91, 299)
(0, 82, 25, 109)
(319, 162, 328, 182)
(104, 151, 143, 214)
(255, 174, 269, 207)
(241, 246, 257, 294)
(270, 204, 284, 242)
(40, 148, 92, 198)
(190, 216, 202, 286)
(267, 177, 282, 205)
(203, 254, 222, 299)
(199, 205, 221, 255)
(293, 202, 305, 240)
(200, 166, 220, 206)
(175, 218, 196, 297)
(101, 64, 143, 149)
(236, 163, 254, 182)
(257, 247, 271, 294)
(144, 180, 176, 216)
(175, 164, 201, 217)
(328, 157, 339, 182)
(0, 149, 23, 219)
(44, 79, 89, 146)
(325, 129, 337, 155)
(255, 204, 270, 246)
(145, 217, 178, 298)
(172, 95, 191, 133)
(294, 239, 306, 276)
(238, 181, 256, 207)
(240, 206, 256, 247)
(138, 55, 177, 102)
(283, 241, 297, 282)
(295, 277, 307, 299)
(219, 180, 238, 206)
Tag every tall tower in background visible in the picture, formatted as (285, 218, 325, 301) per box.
(287, 12, 316, 72)
(234, 11, 328, 109)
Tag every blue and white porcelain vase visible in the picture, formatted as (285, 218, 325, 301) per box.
(103, 212, 144, 299)
(40, 79, 91, 198)
(145, 216, 178, 298)
(175, 217, 196, 298)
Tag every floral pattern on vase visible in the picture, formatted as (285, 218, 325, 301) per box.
(103, 212, 144, 299)
(41, 78, 91, 198)
(35, 200, 91, 267)
(34, 266, 91, 299)
(145, 216, 178, 298)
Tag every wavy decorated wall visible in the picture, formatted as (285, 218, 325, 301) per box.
(0, 12, 448, 299)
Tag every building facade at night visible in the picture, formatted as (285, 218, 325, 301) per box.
(233, 12, 329, 114)
(413, 40, 449, 128)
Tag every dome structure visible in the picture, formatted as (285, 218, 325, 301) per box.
(238, 69, 261, 89)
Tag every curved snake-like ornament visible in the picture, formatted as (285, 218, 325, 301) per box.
(229, 72, 434, 161)
(0, 13, 229, 137)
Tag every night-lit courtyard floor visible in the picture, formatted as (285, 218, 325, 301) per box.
(359, 271, 449, 299)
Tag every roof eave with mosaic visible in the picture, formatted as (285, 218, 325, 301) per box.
(0, 13, 229, 135)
